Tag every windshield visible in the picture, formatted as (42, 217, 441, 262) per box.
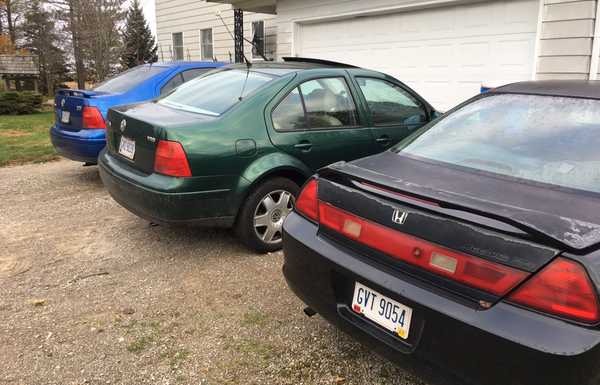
(395, 93, 600, 194)
(158, 69, 276, 116)
(93, 65, 167, 93)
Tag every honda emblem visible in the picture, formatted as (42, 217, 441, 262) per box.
(392, 209, 408, 225)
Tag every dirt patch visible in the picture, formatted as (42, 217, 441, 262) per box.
(0, 160, 449, 385)
(0, 130, 30, 137)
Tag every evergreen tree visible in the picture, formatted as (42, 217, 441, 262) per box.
(121, 0, 157, 69)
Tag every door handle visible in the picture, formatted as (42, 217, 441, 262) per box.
(294, 142, 313, 151)
(375, 135, 391, 145)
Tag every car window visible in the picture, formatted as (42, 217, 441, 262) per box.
(181, 68, 210, 82)
(357, 77, 427, 126)
(299, 78, 358, 128)
(272, 88, 307, 130)
(93, 65, 168, 93)
(158, 69, 276, 116)
(160, 73, 184, 95)
(395, 94, 600, 194)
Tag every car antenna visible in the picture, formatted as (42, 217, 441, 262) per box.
(216, 10, 252, 100)
(215, 10, 269, 62)
(216, 11, 252, 68)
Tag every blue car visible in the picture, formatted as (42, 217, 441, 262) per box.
(50, 61, 225, 164)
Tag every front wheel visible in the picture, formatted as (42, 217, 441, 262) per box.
(236, 177, 300, 253)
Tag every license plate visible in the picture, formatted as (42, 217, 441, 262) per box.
(61, 110, 70, 123)
(118, 136, 136, 160)
(351, 282, 413, 339)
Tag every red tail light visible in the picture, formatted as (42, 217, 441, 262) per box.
(82, 106, 106, 129)
(296, 179, 319, 221)
(318, 202, 528, 296)
(154, 140, 192, 177)
(509, 258, 599, 324)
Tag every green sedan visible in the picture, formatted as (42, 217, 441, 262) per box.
(98, 58, 437, 252)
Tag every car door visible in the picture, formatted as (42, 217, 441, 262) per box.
(266, 72, 374, 171)
(352, 75, 431, 150)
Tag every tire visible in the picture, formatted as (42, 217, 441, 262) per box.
(236, 177, 300, 253)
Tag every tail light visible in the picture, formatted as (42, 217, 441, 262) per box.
(318, 202, 528, 296)
(509, 258, 599, 324)
(296, 178, 319, 221)
(154, 140, 192, 177)
(82, 106, 106, 129)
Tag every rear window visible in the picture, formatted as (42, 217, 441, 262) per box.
(93, 65, 168, 93)
(157, 69, 276, 116)
(395, 93, 600, 193)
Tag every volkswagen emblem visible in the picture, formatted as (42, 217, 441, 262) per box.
(392, 209, 408, 225)
(60, 99, 65, 108)
(120, 119, 127, 132)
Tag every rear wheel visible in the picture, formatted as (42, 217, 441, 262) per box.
(236, 178, 300, 253)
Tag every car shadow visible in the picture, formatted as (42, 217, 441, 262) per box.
(72, 164, 104, 188)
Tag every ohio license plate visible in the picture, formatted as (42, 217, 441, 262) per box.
(118, 136, 136, 160)
(351, 282, 413, 339)
(61, 110, 70, 123)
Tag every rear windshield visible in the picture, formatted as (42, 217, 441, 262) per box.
(394, 93, 600, 194)
(93, 65, 168, 93)
(157, 69, 276, 116)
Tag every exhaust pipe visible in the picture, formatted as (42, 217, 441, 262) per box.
(303, 307, 317, 317)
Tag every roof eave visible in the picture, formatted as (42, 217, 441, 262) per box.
(208, 0, 276, 14)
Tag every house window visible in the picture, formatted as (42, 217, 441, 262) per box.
(252, 21, 265, 59)
(172, 32, 184, 61)
(200, 28, 213, 60)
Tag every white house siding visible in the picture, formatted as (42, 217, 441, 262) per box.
(537, 0, 598, 80)
(155, 0, 277, 62)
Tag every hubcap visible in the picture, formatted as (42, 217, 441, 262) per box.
(253, 190, 295, 245)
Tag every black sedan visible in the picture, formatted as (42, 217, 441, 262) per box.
(282, 81, 600, 385)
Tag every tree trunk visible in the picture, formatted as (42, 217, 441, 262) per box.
(6, 0, 16, 46)
(68, 0, 86, 90)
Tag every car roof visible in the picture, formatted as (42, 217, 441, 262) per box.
(144, 61, 225, 69)
(224, 60, 369, 77)
(492, 80, 600, 99)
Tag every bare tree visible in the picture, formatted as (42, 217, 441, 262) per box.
(48, 0, 124, 88)
(0, 0, 25, 46)
(22, 0, 68, 95)
(81, 0, 124, 82)
(46, 0, 86, 89)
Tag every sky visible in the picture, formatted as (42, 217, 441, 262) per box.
(140, 0, 157, 37)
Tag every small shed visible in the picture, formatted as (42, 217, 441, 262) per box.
(0, 54, 40, 92)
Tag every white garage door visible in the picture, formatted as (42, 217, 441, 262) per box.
(295, 0, 539, 111)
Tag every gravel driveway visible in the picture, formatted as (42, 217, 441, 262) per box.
(0, 160, 447, 385)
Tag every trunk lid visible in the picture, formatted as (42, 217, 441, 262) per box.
(54, 89, 108, 130)
(106, 102, 215, 174)
(330, 152, 600, 251)
(316, 155, 571, 305)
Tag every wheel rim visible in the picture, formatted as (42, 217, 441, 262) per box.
(253, 189, 295, 245)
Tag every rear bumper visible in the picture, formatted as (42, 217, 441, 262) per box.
(50, 124, 105, 163)
(98, 149, 234, 226)
(282, 212, 600, 385)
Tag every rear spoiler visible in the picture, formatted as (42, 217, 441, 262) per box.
(56, 89, 102, 98)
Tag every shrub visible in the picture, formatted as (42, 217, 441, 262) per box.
(0, 91, 44, 115)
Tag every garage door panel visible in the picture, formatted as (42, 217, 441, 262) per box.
(296, 0, 538, 110)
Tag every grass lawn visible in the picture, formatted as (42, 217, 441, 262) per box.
(0, 112, 58, 167)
